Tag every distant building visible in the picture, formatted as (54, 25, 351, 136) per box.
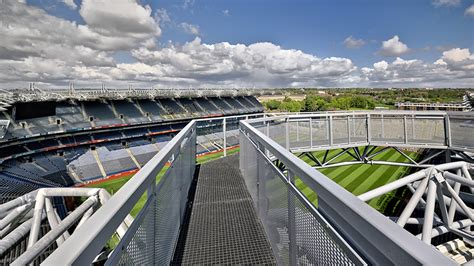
(395, 102, 470, 111)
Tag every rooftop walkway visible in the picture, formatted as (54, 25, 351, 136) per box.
(173, 155, 276, 265)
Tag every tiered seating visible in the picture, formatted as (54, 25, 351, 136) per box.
(129, 144, 158, 166)
(83, 101, 121, 126)
(113, 100, 149, 123)
(222, 97, 247, 113)
(68, 150, 103, 180)
(243, 96, 264, 112)
(194, 98, 221, 114)
(209, 98, 234, 115)
(235, 96, 259, 112)
(177, 98, 205, 115)
(56, 102, 91, 130)
(157, 99, 187, 116)
(136, 99, 165, 120)
(96, 147, 136, 175)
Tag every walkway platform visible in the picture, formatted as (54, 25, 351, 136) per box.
(173, 155, 276, 265)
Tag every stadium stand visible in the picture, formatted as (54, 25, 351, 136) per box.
(0, 89, 264, 197)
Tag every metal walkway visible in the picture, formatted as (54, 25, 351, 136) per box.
(173, 155, 276, 265)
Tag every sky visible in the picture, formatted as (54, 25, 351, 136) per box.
(0, 0, 473, 89)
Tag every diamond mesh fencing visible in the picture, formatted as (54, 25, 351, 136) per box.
(240, 131, 363, 265)
(370, 115, 405, 143)
(449, 115, 474, 150)
(108, 128, 196, 265)
(405, 117, 445, 145)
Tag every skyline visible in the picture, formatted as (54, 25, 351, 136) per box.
(0, 0, 473, 88)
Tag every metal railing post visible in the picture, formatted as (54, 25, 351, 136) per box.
(223, 117, 227, 157)
(287, 169, 297, 265)
(347, 115, 351, 144)
(367, 114, 371, 143)
(444, 115, 452, 147)
(403, 116, 408, 144)
(285, 117, 290, 150)
(329, 115, 333, 146)
(309, 117, 313, 148)
(296, 121, 300, 142)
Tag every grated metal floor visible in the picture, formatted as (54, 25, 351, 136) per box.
(173, 154, 276, 265)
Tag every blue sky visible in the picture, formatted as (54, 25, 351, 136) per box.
(151, 0, 473, 66)
(1, 0, 473, 88)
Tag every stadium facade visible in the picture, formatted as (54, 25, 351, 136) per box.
(0, 88, 473, 265)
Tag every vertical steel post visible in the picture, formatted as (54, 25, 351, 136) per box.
(285, 117, 290, 150)
(347, 115, 351, 144)
(381, 114, 385, 138)
(287, 169, 297, 265)
(367, 114, 371, 143)
(309, 118, 313, 148)
(296, 121, 299, 142)
(403, 116, 408, 144)
(329, 115, 333, 146)
(444, 115, 452, 147)
(223, 117, 227, 157)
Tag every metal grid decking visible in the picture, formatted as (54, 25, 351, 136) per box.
(173, 154, 276, 265)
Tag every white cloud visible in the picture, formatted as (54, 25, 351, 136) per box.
(179, 22, 200, 36)
(127, 37, 357, 87)
(343, 36, 365, 49)
(0, 0, 473, 88)
(155, 8, 171, 24)
(432, 0, 461, 7)
(378, 35, 410, 57)
(62, 0, 77, 9)
(222, 9, 230, 16)
(361, 49, 474, 87)
(79, 0, 160, 38)
(465, 5, 474, 16)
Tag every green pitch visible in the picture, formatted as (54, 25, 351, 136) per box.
(295, 147, 419, 213)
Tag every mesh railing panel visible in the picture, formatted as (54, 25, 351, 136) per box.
(405, 117, 445, 144)
(292, 190, 355, 265)
(240, 137, 361, 265)
(108, 129, 196, 265)
(450, 117, 474, 150)
(370, 116, 405, 143)
(311, 117, 330, 147)
(117, 203, 155, 265)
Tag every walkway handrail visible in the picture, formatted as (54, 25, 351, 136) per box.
(43, 120, 197, 265)
(240, 118, 457, 265)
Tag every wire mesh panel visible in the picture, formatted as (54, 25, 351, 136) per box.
(117, 202, 155, 265)
(292, 190, 355, 265)
(332, 116, 350, 145)
(268, 119, 288, 148)
(370, 115, 405, 143)
(449, 115, 474, 151)
(290, 120, 311, 149)
(405, 117, 445, 145)
(349, 115, 368, 143)
(310, 117, 330, 147)
(107, 127, 196, 266)
(259, 156, 289, 265)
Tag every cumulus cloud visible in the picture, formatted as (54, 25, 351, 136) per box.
(361, 49, 474, 87)
(62, 0, 77, 9)
(126, 37, 357, 87)
(343, 36, 365, 49)
(432, 0, 461, 7)
(0, 0, 472, 88)
(79, 0, 160, 38)
(378, 35, 410, 57)
(465, 5, 474, 17)
(155, 8, 171, 24)
(179, 23, 200, 36)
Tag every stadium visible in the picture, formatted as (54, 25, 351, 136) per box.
(0, 88, 472, 265)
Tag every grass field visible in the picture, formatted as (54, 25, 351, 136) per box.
(295, 147, 419, 213)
